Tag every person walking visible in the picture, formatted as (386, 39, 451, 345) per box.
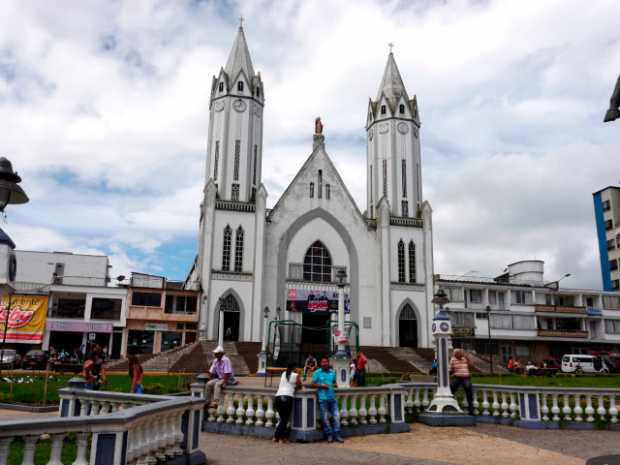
(273, 363, 301, 443)
(311, 358, 344, 443)
(354, 351, 368, 387)
(449, 349, 474, 415)
(128, 355, 144, 394)
(205, 346, 233, 407)
(506, 356, 514, 372)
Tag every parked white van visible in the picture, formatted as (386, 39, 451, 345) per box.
(561, 354, 609, 374)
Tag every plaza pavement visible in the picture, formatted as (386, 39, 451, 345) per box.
(202, 423, 620, 465)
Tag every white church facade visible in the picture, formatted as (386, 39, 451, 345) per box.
(188, 26, 435, 349)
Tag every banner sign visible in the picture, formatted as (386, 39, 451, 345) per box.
(45, 320, 113, 333)
(0, 295, 49, 344)
(286, 288, 350, 314)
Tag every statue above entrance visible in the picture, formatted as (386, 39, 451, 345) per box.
(314, 117, 323, 135)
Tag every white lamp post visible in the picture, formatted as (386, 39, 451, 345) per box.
(217, 297, 224, 348)
(256, 306, 270, 376)
(332, 268, 350, 388)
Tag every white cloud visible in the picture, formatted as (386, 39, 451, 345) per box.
(1, 0, 620, 287)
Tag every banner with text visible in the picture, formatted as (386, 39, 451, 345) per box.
(286, 288, 350, 314)
(0, 295, 49, 344)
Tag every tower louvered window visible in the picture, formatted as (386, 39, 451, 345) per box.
(399, 104, 405, 114)
(234, 227, 244, 272)
(214, 141, 220, 180)
(381, 105, 386, 115)
(382, 160, 387, 197)
(231, 184, 239, 201)
(252, 145, 258, 185)
(401, 200, 409, 217)
(318, 170, 323, 199)
(408, 241, 416, 283)
(222, 226, 232, 271)
(218, 82, 224, 92)
(237, 81, 244, 92)
(401, 159, 407, 197)
(310, 182, 314, 198)
(398, 240, 405, 283)
(233, 140, 241, 180)
(326, 184, 331, 200)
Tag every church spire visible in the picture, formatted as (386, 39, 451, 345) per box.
(375, 50, 408, 105)
(225, 23, 256, 80)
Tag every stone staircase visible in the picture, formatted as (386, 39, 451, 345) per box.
(169, 341, 249, 375)
(387, 347, 434, 374)
(359, 346, 422, 374)
(466, 352, 508, 374)
(142, 342, 198, 371)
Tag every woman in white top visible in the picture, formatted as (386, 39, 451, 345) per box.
(274, 363, 302, 443)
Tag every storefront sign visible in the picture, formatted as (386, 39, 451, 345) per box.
(0, 295, 49, 344)
(286, 288, 350, 314)
(45, 320, 113, 333)
(144, 323, 169, 331)
(453, 327, 475, 338)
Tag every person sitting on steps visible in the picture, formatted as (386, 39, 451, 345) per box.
(205, 345, 234, 408)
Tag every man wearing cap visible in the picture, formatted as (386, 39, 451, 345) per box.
(206, 345, 233, 407)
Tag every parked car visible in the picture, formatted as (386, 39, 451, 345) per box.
(0, 349, 21, 368)
(561, 354, 609, 374)
(21, 350, 50, 370)
(602, 356, 620, 373)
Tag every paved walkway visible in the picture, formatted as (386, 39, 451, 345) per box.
(202, 423, 620, 465)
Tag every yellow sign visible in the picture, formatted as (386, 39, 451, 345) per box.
(0, 295, 49, 344)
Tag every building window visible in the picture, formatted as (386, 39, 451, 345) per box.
(252, 145, 258, 185)
(511, 290, 532, 305)
(326, 184, 331, 200)
(318, 170, 323, 199)
(222, 225, 232, 271)
(613, 280, 620, 290)
(603, 295, 620, 309)
(234, 226, 244, 272)
(363, 317, 372, 329)
(610, 258, 619, 271)
(303, 241, 332, 282)
(131, 292, 161, 307)
(446, 287, 464, 302)
(380, 105, 386, 115)
(605, 219, 613, 231)
(397, 240, 405, 282)
(605, 319, 620, 334)
(231, 184, 239, 201)
(603, 199, 611, 211)
(310, 182, 314, 198)
(218, 82, 224, 92)
(399, 104, 405, 114)
(401, 159, 407, 197)
(237, 81, 244, 92)
(401, 200, 408, 217)
(408, 241, 416, 283)
(382, 160, 387, 197)
(608, 239, 616, 250)
(233, 140, 241, 180)
(213, 141, 220, 180)
(91, 298, 122, 320)
(469, 289, 482, 304)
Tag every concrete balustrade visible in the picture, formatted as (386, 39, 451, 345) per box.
(0, 382, 206, 465)
(191, 380, 410, 441)
(402, 382, 620, 429)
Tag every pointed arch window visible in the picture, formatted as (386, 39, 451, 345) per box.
(398, 240, 405, 283)
(234, 226, 244, 272)
(381, 105, 386, 115)
(231, 184, 240, 201)
(401, 200, 409, 217)
(233, 140, 241, 181)
(382, 160, 387, 197)
(309, 182, 314, 198)
(303, 241, 332, 282)
(252, 145, 258, 185)
(214, 141, 220, 180)
(237, 81, 244, 92)
(318, 170, 323, 199)
(218, 82, 224, 92)
(326, 184, 331, 200)
(401, 159, 407, 197)
(222, 226, 232, 271)
(256, 87, 260, 98)
(408, 241, 416, 283)
(399, 104, 405, 114)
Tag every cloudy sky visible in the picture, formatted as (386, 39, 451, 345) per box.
(2, 0, 620, 289)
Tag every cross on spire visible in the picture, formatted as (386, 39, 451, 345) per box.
(388, 42, 394, 54)
(239, 15, 244, 28)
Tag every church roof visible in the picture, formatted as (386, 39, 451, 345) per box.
(225, 26, 255, 80)
(375, 52, 408, 104)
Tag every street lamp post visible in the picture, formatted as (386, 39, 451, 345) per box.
(256, 306, 270, 377)
(486, 305, 493, 375)
(0, 157, 29, 369)
(217, 297, 224, 348)
(332, 268, 350, 388)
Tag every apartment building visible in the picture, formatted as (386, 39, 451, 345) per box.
(593, 186, 620, 291)
(438, 260, 620, 362)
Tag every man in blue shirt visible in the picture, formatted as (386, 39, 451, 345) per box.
(311, 357, 344, 443)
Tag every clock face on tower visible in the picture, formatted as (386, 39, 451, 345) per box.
(233, 99, 247, 112)
(440, 322, 449, 332)
(432, 323, 437, 333)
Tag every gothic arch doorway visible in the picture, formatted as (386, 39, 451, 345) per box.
(220, 294, 240, 342)
(399, 303, 418, 347)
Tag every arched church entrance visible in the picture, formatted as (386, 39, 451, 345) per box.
(300, 241, 332, 348)
(399, 304, 418, 347)
(220, 294, 240, 342)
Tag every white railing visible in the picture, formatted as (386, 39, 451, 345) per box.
(0, 381, 205, 465)
(402, 382, 620, 425)
(191, 379, 409, 440)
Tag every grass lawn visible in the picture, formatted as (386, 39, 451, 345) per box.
(472, 373, 620, 388)
(8, 436, 78, 465)
(0, 373, 192, 404)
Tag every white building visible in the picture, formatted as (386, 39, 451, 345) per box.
(438, 260, 620, 362)
(593, 186, 620, 291)
(189, 25, 435, 348)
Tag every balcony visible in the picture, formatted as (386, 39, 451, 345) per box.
(537, 329, 588, 338)
(534, 305, 586, 315)
(389, 216, 423, 228)
(287, 263, 347, 284)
